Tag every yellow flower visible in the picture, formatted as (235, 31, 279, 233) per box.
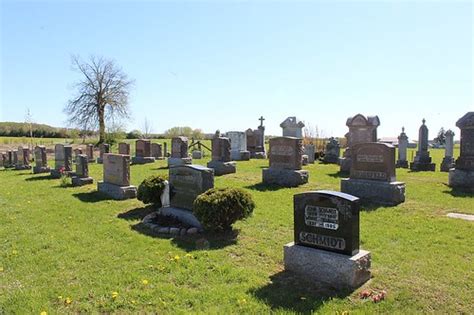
(112, 291, 119, 299)
(185, 253, 194, 259)
(131, 300, 137, 304)
(40, 312, 47, 315)
(12, 250, 18, 255)
(27, 201, 31, 204)
(142, 279, 149, 285)
(173, 255, 180, 261)
(65, 297, 72, 304)
(0, 267, 4, 272)
(238, 298, 247, 305)
(57, 296, 63, 300)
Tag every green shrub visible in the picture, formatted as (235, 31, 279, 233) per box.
(137, 175, 168, 206)
(193, 188, 255, 232)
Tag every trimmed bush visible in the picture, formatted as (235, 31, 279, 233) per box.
(137, 175, 168, 207)
(193, 188, 255, 232)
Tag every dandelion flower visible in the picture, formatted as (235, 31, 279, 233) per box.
(40, 312, 47, 315)
(57, 296, 63, 300)
(173, 255, 180, 261)
(142, 279, 149, 285)
(0, 267, 4, 272)
(185, 253, 194, 259)
(112, 291, 119, 299)
(65, 297, 72, 304)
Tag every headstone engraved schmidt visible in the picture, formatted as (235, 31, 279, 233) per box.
(284, 190, 371, 290)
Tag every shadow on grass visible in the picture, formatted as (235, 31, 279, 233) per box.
(249, 270, 351, 313)
(130, 221, 239, 251)
(72, 191, 114, 203)
(244, 183, 287, 192)
(441, 185, 474, 198)
(327, 171, 347, 178)
(151, 166, 169, 170)
(117, 205, 157, 221)
(25, 174, 55, 181)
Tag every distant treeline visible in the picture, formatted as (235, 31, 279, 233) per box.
(0, 122, 92, 138)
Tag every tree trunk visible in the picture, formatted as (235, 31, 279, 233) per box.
(98, 106, 105, 144)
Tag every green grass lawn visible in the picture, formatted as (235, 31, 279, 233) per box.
(0, 146, 472, 314)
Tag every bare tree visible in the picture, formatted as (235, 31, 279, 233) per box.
(65, 55, 133, 144)
(142, 117, 153, 138)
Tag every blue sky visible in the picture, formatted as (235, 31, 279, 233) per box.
(1, 1, 472, 139)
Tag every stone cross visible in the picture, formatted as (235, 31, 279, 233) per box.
(259, 116, 265, 127)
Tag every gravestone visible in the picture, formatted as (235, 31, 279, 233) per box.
(151, 143, 163, 160)
(74, 147, 83, 160)
(13, 150, 18, 166)
(304, 144, 315, 164)
(284, 190, 371, 290)
(227, 131, 250, 161)
(118, 142, 131, 155)
(246, 116, 267, 159)
(0, 152, 5, 168)
(164, 142, 168, 157)
(262, 137, 309, 187)
(97, 143, 110, 164)
(132, 139, 155, 164)
(33, 145, 50, 174)
(280, 117, 305, 138)
(323, 137, 341, 164)
(396, 127, 409, 168)
(339, 114, 380, 173)
(207, 132, 236, 176)
(440, 129, 455, 172)
(72, 154, 93, 186)
(6, 150, 13, 168)
(87, 144, 95, 162)
(51, 144, 73, 178)
(168, 137, 192, 167)
(341, 142, 405, 205)
(158, 164, 214, 229)
(192, 150, 203, 159)
(302, 155, 309, 166)
(97, 154, 137, 199)
(15, 146, 31, 170)
(449, 112, 474, 192)
(410, 119, 436, 171)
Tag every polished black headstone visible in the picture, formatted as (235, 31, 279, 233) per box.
(294, 190, 360, 256)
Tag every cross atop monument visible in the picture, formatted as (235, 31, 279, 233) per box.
(422, 118, 426, 125)
(259, 116, 265, 127)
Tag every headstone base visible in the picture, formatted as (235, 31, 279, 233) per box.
(97, 181, 137, 200)
(448, 168, 474, 192)
(341, 178, 405, 206)
(88, 159, 95, 163)
(96, 158, 103, 164)
(158, 207, 203, 230)
(322, 155, 339, 164)
(251, 152, 267, 159)
(131, 156, 156, 164)
(206, 160, 236, 176)
(192, 151, 203, 159)
(50, 169, 74, 179)
(396, 160, 409, 168)
(72, 176, 94, 187)
(33, 166, 51, 174)
(231, 151, 250, 161)
(14, 165, 32, 170)
(409, 162, 436, 171)
(440, 157, 455, 172)
(167, 157, 192, 168)
(339, 157, 351, 173)
(283, 242, 371, 290)
(262, 168, 309, 187)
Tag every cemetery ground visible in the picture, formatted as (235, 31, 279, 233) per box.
(0, 143, 473, 313)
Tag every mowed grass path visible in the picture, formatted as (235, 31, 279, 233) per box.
(0, 147, 472, 313)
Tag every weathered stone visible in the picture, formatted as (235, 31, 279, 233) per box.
(441, 130, 455, 172)
(158, 227, 170, 234)
(86, 144, 95, 162)
(169, 164, 214, 210)
(207, 135, 236, 176)
(304, 144, 315, 163)
(410, 119, 436, 171)
(158, 207, 203, 229)
(280, 117, 305, 138)
(396, 127, 409, 168)
(51, 144, 73, 178)
(132, 139, 155, 164)
(262, 168, 309, 187)
(118, 142, 130, 155)
(97, 154, 137, 199)
(169, 227, 180, 235)
(284, 242, 371, 290)
(71, 154, 93, 186)
(302, 155, 309, 166)
(168, 137, 192, 167)
(341, 143, 405, 206)
(151, 143, 163, 159)
(246, 118, 267, 158)
(96, 143, 110, 164)
(192, 151, 203, 159)
(15, 146, 32, 170)
(227, 131, 250, 161)
(323, 137, 340, 164)
(187, 227, 198, 234)
(339, 114, 380, 173)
